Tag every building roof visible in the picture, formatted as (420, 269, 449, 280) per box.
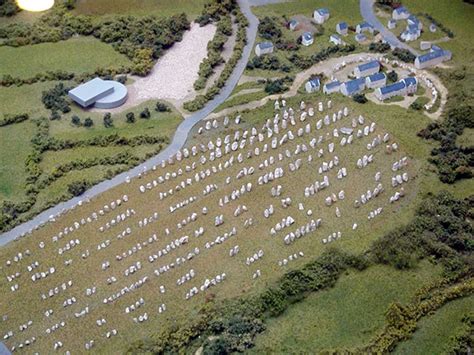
(257, 41, 273, 50)
(407, 24, 419, 33)
(357, 60, 380, 73)
(330, 34, 341, 41)
(401, 77, 417, 87)
(358, 21, 373, 29)
(68, 78, 114, 107)
(307, 78, 320, 88)
(344, 78, 365, 94)
(379, 81, 406, 95)
(337, 22, 348, 30)
(302, 32, 313, 41)
(407, 15, 420, 24)
(316, 8, 330, 15)
(289, 19, 298, 25)
(394, 6, 409, 14)
(355, 34, 367, 41)
(324, 80, 341, 90)
(416, 49, 451, 63)
(367, 72, 386, 82)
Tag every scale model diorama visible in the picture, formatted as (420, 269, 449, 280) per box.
(0, 0, 472, 353)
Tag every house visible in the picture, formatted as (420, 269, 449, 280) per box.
(255, 41, 274, 56)
(429, 23, 437, 32)
(355, 33, 367, 43)
(289, 19, 298, 31)
(420, 41, 431, 50)
(401, 25, 421, 42)
(375, 81, 407, 100)
(401, 77, 418, 94)
(414, 48, 452, 69)
(387, 19, 397, 30)
(392, 6, 410, 20)
(305, 78, 321, 93)
(356, 21, 374, 34)
(313, 8, 330, 24)
(323, 80, 341, 94)
(336, 22, 348, 36)
(329, 34, 343, 46)
(340, 78, 366, 96)
(302, 32, 314, 46)
(354, 60, 380, 78)
(68, 77, 128, 109)
(365, 72, 387, 89)
(407, 15, 423, 30)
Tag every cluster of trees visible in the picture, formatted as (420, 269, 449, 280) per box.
(0, 0, 19, 17)
(417, 105, 473, 183)
(264, 76, 293, 94)
(418, 13, 454, 38)
(246, 55, 291, 72)
(258, 16, 282, 41)
(0, 113, 28, 127)
(184, 7, 248, 112)
(392, 48, 416, 63)
(71, 115, 93, 127)
(0, 70, 75, 88)
(288, 44, 356, 69)
(155, 101, 171, 112)
(353, 93, 368, 104)
(41, 83, 72, 118)
(369, 42, 391, 53)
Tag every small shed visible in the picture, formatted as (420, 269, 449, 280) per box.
(314, 8, 330, 24)
(387, 19, 396, 30)
(301, 32, 314, 46)
(255, 42, 274, 56)
(429, 23, 437, 32)
(355, 33, 367, 43)
(329, 34, 343, 46)
(336, 22, 348, 36)
(420, 41, 431, 50)
(305, 78, 321, 93)
(289, 19, 298, 31)
(323, 80, 341, 94)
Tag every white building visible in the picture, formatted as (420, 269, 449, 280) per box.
(323, 80, 341, 94)
(314, 8, 330, 24)
(401, 25, 421, 42)
(302, 32, 314, 46)
(414, 48, 452, 69)
(356, 21, 374, 34)
(365, 72, 387, 89)
(336, 22, 348, 36)
(255, 42, 274, 57)
(329, 34, 343, 46)
(354, 60, 380, 78)
(375, 77, 417, 100)
(305, 78, 321, 93)
(392, 6, 410, 20)
(387, 19, 396, 30)
(340, 78, 366, 96)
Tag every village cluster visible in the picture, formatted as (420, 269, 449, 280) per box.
(0, 95, 413, 352)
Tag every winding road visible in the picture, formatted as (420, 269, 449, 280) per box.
(0, 0, 421, 246)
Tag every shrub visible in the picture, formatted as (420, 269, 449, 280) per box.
(0, 113, 29, 127)
(353, 93, 368, 104)
(387, 70, 398, 83)
(392, 48, 416, 63)
(103, 113, 113, 127)
(155, 101, 171, 112)
(67, 180, 89, 197)
(71, 115, 81, 126)
(126, 112, 135, 123)
(410, 101, 423, 110)
(83, 117, 93, 127)
(140, 108, 151, 119)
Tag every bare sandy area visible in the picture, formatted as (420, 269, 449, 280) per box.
(90, 22, 216, 115)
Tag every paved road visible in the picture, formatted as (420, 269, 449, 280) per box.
(360, 0, 420, 56)
(0, 0, 262, 246)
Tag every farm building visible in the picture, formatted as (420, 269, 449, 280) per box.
(429, 23, 437, 32)
(289, 19, 298, 31)
(354, 60, 380, 78)
(340, 78, 366, 96)
(375, 81, 407, 100)
(68, 77, 128, 109)
(255, 42, 274, 56)
(313, 8, 330, 24)
(323, 80, 341, 94)
(365, 72, 387, 89)
(305, 78, 321, 93)
(355, 34, 367, 43)
(414, 48, 452, 69)
(302, 32, 314, 46)
(329, 34, 343, 46)
(392, 6, 410, 20)
(401, 25, 421, 42)
(356, 21, 374, 34)
(387, 19, 396, 29)
(336, 22, 348, 35)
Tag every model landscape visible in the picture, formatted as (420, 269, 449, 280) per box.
(0, 0, 472, 353)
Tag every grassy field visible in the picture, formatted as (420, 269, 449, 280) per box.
(0, 37, 132, 79)
(250, 261, 442, 353)
(394, 295, 474, 354)
(0, 91, 442, 353)
(72, 0, 207, 19)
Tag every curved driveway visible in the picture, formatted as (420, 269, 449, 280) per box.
(360, 0, 419, 56)
(0, 0, 264, 246)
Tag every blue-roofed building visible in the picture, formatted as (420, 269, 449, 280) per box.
(323, 80, 341, 94)
(387, 19, 397, 29)
(392, 6, 410, 20)
(336, 22, 348, 36)
(255, 41, 274, 56)
(431, 44, 442, 52)
(302, 32, 314, 46)
(329, 34, 343, 46)
(414, 48, 452, 69)
(354, 60, 380, 78)
(356, 21, 374, 34)
(314, 8, 330, 24)
(289, 19, 298, 31)
(407, 15, 423, 30)
(340, 78, 366, 96)
(355, 33, 367, 43)
(401, 77, 418, 94)
(365, 72, 387, 89)
(375, 81, 407, 100)
(305, 78, 321, 93)
(401, 24, 421, 42)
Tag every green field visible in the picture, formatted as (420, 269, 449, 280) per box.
(72, 0, 207, 19)
(0, 37, 132, 79)
(394, 295, 474, 354)
(251, 261, 442, 353)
